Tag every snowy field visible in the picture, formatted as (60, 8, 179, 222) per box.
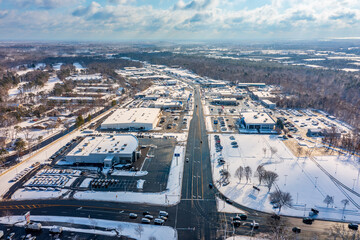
(0, 215, 177, 240)
(73, 145, 186, 206)
(210, 134, 360, 222)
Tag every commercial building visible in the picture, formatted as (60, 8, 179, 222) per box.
(240, 112, 276, 132)
(101, 108, 161, 131)
(211, 98, 238, 106)
(261, 99, 276, 109)
(65, 74, 102, 82)
(237, 83, 266, 88)
(66, 134, 139, 166)
(152, 99, 183, 109)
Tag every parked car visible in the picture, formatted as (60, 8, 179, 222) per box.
(302, 217, 314, 224)
(250, 222, 259, 229)
(348, 223, 358, 230)
(239, 214, 247, 220)
(225, 198, 234, 204)
(154, 218, 165, 225)
(141, 218, 151, 224)
(25, 223, 42, 231)
(49, 226, 62, 234)
(233, 220, 241, 227)
(129, 213, 137, 219)
(159, 211, 168, 217)
(144, 215, 154, 220)
(292, 227, 301, 233)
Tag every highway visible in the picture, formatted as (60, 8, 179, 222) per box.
(0, 84, 352, 240)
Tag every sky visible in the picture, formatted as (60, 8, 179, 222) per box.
(0, 0, 360, 41)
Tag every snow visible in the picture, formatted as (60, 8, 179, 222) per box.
(80, 178, 93, 188)
(73, 145, 186, 206)
(11, 189, 69, 200)
(137, 179, 145, 189)
(210, 134, 360, 222)
(0, 215, 177, 240)
(216, 197, 245, 214)
(7, 76, 62, 99)
(73, 62, 86, 71)
(205, 117, 214, 132)
(53, 63, 63, 70)
(111, 170, 148, 177)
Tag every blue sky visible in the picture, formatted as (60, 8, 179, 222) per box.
(0, 0, 360, 41)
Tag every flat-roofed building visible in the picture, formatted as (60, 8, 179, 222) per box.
(241, 112, 276, 132)
(65, 134, 139, 166)
(152, 99, 182, 109)
(261, 99, 276, 109)
(101, 108, 161, 130)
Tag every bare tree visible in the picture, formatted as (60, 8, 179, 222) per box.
(297, 146, 303, 159)
(265, 215, 293, 240)
(328, 223, 360, 240)
(235, 166, 244, 183)
(341, 199, 350, 217)
(270, 147, 278, 159)
(262, 147, 267, 157)
(269, 190, 293, 214)
(135, 225, 144, 238)
(244, 166, 252, 182)
(255, 165, 266, 185)
(323, 195, 334, 208)
(263, 171, 279, 191)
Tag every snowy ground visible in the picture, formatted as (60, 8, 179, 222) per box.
(73, 145, 186, 206)
(12, 189, 69, 200)
(210, 134, 360, 222)
(111, 170, 148, 177)
(0, 215, 177, 240)
(216, 197, 245, 214)
(8, 76, 62, 99)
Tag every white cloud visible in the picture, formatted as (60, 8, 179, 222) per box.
(12, 0, 76, 9)
(1, 0, 360, 40)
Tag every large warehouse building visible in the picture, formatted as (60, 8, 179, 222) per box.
(66, 134, 140, 167)
(101, 108, 161, 131)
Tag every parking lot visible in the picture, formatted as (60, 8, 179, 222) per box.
(87, 178, 139, 192)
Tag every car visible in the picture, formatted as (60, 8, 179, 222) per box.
(208, 183, 213, 189)
(143, 211, 150, 216)
(225, 198, 234, 204)
(233, 220, 241, 227)
(348, 223, 358, 230)
(141, 218, 151, 224)
(186, 158, 189, 163)
(129, 213, 137, 219)
(159, 215, 168, 221)
(231, 141, 237, 145)
(159, 211, 168, 217)
(271, 214, 280, 220)
(49, 226, 62, 234)
(239, 214, 247, 220)
(232, 145, 238, 148)
(292, 227, 301, 233)
(302, 217, 314, 224)
(154, 218, 165, 225)
(144, 215, 154, 220)
(250, 222, 259, 229)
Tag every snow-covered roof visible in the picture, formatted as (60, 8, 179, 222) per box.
(67, 134, 138, 157)
(102, 108, 161, 125)
(242, 112, 275, 125)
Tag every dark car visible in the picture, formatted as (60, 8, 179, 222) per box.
(143, 211, 150, 216)
(208, 183, 213, 189)
(233, 220, 241, 227)
(271, 214, 280, 220)
(348, 223, 358, 230)
(302, 217, 314, 225)
(239, 214, 247, 220)
(292, 227, 301, 233)
(129, 213, 137, 219)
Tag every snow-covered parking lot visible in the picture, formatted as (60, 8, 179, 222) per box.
(210, 134, 360, 222)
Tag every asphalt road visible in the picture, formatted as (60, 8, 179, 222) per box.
(0, 84, 354, 240)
